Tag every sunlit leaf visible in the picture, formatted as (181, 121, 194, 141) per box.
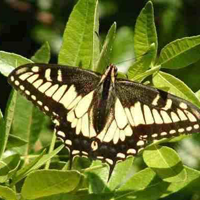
(59, 0, 99, 70)
(158, 35, 200, 69)
(0, 51, 32, 77)
(95, 22, 116, 73)
(0, 186, 17, 200)
(134, 1, 157, 62)
(143, 145, 186, 182)
(7, 134, 28, 149)
(31, 42, 51, 63)
(22, 170, 82, 199)
(128, 43, 156, 80)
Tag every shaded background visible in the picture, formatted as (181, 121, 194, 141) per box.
(1, 0, 200, 199)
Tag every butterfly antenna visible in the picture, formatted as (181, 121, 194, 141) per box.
(115, 52, 148, 66)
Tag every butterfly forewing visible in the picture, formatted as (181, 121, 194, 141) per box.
(8, 63, 100, 117)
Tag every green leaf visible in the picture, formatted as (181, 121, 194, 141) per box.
(86, 158, 134, 193)
(117, 167, 157, 191)
(158, 35, 200, 69)
(58, 0, 99, 70)
(134, 1, 157, 61)
(28, 192, 114, 200)
(132, 65, 160, 82)
(71, 157, 91, 172)
(0, 52, 34, 157)
(153, 71, 200, 108)
(127, 43, 156, 80)
(117, 72, 127, 79)
(10, 91, 44, 155)
(108, 158, 134, 190)
(116, 166, 200, 199)
(0, 91, 17, 160)
(32, 144, 64, 170)
(0, 154, 20, 183)
(12, 145, 64, 186)
(7, 134, 28, 148)
(196, 89, 200, 100)
(22, 170, 82, 199)
(0, 50, 47, 156)
(2, 50, 46, 155)
(95, 22, 116, 73)
(116, 168, 168, 200)
(0, 110, 5, 160)
(86, 160, 108, 193)
(0, 51, 32, 76)
(0, 186, 17, 200)
(11, 150, 46, 186)
(31, 42, 51, 63)
(143, 145, 186, 182)
(161, 166, 200, 198)
(8, 157, 21, 181)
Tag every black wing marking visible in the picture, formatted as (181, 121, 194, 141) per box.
(8, 63, 101, 119)
(8, 63, 101, 162)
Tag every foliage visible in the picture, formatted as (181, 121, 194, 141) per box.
(0, 0, 200, 199)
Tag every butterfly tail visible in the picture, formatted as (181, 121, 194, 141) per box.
(107, 162, 116, 182)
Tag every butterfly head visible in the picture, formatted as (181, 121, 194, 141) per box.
(107, 64, 117, 77)
(100, 64, 117, 85)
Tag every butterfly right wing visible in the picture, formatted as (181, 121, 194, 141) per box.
(112, 79, 200, 155)
(89, 78, 200, 167)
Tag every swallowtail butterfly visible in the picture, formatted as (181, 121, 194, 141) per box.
(8, 63, 200, 179)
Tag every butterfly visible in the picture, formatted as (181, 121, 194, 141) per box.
(8, 63, 200, 180)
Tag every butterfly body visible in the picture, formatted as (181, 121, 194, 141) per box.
(8, 63, 200, 179)
(94, 65, 117, 133)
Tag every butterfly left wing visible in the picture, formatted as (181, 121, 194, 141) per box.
(8, 63, 101, 161)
